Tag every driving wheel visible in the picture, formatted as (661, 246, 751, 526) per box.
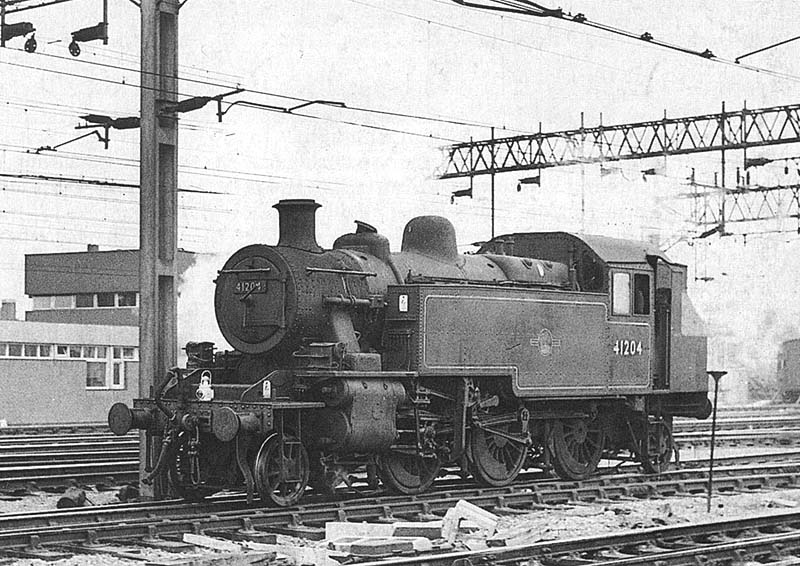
(550, 417, 606, 480)
(468, 422, 527, 486)
(378, 450, 441, 495)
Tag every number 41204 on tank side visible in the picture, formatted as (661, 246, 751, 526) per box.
(109, 199, 710, 506)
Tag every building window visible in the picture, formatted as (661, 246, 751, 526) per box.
(122, 347, 136, 360)
(112, 362, 125, 388)
(86, 362, 107, 388)
(56, 345, 69, 357)
(0, 343, 57, 357)
(76, 294, 94, 308)
(32, 296, 52, 310)
(54, 295, 74, 309)
(633, 274, 650, 315)
(117, 292, 137, 307)
(612, 272, 631, 315)
(97, 292, 115, 307)
(69, 346, 82, 358)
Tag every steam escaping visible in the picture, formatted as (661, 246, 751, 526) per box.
(177, 252, 231, 366)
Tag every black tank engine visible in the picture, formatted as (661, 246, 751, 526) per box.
(109, 199, 709, 506)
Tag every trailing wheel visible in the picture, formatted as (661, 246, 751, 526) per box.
(468, 419, 527, 487)
(254, 433, 309, 507)
(549, 416, 606, 480)
(378, 450, 441, 495)
(639, 416, 674, 474)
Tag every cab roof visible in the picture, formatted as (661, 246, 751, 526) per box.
(479, 232, 671, 266)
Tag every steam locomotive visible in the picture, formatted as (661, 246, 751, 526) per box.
(109, 199, 709, 506)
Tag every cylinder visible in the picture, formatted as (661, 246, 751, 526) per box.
(212, 406, 261, 442)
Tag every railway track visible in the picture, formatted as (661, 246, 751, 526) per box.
(2, 455, 800, 555)
(3, 412, 800, 492)
(0, 431, 138, 492)
(358, 511, 800, 566)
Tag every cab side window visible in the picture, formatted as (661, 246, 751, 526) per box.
(612, 272, 630, 315)
(633, 274, 650, 315)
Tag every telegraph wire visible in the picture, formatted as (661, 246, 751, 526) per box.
(16, 29, 244, 86)
(434, 0, 800, 85)
(0, 57, 467, 140)
(0, 142, 349, 192)
(0, 171, 227, 195)
(17, 41, 245, 94)
(0, 173, 220, 195)
(1, 45, 526, 135)
(12, 42, 526, 132)
(0, 217, 211, 245)
(0, 208, 219, 233)
(1, 184, 233, 213)
(1, 97, 223, 132)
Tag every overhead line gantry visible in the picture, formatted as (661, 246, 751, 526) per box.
(440, 102, 800, 179)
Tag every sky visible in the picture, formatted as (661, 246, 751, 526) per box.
(2, 1, 800, 397)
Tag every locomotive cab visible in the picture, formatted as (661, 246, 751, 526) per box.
(478, 232, 708, 400)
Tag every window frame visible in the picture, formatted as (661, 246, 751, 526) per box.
(633, 273, 651, 316)
(110, 361, 126, 389)
(96, 292, 115, 308)
(32, 296, 53, 310)
(117, 292, 138, 307)
(75, 293, 94, 308)
(611, 271, 632, 316)
(85, 361, 108, 389)
(53, 295, 74, 309)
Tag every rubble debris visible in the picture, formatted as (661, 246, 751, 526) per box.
(767, 497, 798, 508)
(393, 520, 443, 538)
(56, 486, 87, 508)
(325, 520, 442, 541)
(117, 483, 140, 502)
(442, 500, 499, 543)
(183, 533, 339, 566)
(488, 524, 551, 547)
(325, 521, 395, 540)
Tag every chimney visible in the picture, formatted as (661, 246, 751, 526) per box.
(87, 244, 99, 252)
(1, 300, 16, 321)
(273, 199, 322, 252)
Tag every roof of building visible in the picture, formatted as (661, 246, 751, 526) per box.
(0, 320, 137, 345)
(25, 249, 195, 296)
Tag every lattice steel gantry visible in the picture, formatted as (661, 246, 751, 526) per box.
(440, 102, 800, 179)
